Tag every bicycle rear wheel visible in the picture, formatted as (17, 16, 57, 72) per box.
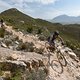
(57, 52, 67, 67)
(51, 60, 63, 74)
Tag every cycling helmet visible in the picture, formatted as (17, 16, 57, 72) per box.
(54, 30, 59, 35)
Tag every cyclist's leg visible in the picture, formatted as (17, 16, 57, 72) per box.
(49, 42, 55, 52)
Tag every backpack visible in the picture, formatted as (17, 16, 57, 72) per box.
(47, 35, 53, 42)
(47, 36, 50, 42)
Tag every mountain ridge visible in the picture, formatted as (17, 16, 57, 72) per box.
(0, 8, 34, 23)
(50, 15, 80, 24)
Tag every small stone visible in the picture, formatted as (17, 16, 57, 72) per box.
(0, 77, 4, 80)
(1, 42, 7, 48)
(8, 46, 13, 49)
(76, 76, 80, 80)
(15, 41, 19, 44)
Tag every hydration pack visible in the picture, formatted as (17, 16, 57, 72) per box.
(47, 35, 53, 42)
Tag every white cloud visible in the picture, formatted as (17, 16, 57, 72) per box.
(39, 0, 58, 4)
(0, 0, 12, 12)
(9, 0, 59, 5)
(0, 1, 10, 8)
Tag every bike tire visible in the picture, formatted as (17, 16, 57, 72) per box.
(57, 52, 67, 67)
(51, 60, 63, 74)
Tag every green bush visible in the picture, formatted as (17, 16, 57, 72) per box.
(27, 27, 33, 33)
(5, 40, 12, 46)
(37, 28, 42, 34)
(11, 68, 47, 80)
(0, 28, 5, 38)
(66, 40, 75, 50)
(25, 69, 47, 80)
(17, 42, 34, 52)
(14, 36, 19, 41)
(38, 35, 46, 41)
(34, 48, 44, 54)
(11, 69, 22, 80)
(0, 69, 3, 76)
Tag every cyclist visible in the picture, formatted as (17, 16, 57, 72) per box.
(47, 31, 64, 51)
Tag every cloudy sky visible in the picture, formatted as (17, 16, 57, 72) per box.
(0, 0, 80, 19)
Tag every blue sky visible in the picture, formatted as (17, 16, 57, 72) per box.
(0, 0, 80, 19)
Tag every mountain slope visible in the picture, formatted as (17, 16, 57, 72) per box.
(0, 8, 80, 52)
(51, 15, 80, 24)
(0, 8, 36, 30)
(0, 8, 56, 33)
(0, 8, 34, 23)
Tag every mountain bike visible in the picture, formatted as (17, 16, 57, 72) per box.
(44, 42, 63, 73)
(43, 50, 63, 74)
(44, 40, 67, 73)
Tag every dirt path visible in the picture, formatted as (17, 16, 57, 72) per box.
(5, 25, 45, 49)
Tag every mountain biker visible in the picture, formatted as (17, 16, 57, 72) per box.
(47, 31, 64, 51)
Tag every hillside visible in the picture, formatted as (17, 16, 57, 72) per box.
(0, 8, 80, 53)
(0, 24, 80, 80)
(50, 15, 80, 24)
(0, 8, 36, 30)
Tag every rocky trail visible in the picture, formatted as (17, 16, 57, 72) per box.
(0, 24, 80, 80)
(5, 25, 45, 49)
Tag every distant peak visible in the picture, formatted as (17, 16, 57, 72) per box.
(59, 14, 68, 16)
(57, 14, 69, 17)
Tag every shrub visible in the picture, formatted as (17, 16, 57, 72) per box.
(37, 28, 42, 34)
(34, 48, 44, 54)
(17, 42, 34, 52)
(27, 27, 33, 33)
(6, 56, 15, 60)
(38, 35, 46, 41)
(11, 69, 22, 80)
(5, 40, 12, 46)
(65, 40, 75, 50)
(0, 70, 3, 76)
(43, 68, 49, 76)
(14, 36, 19, 41)
(25, 69, 47, 80)
(18, 43, 27, 50)
(0, 28, 5, 38)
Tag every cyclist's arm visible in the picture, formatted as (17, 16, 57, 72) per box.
(58, 35, 64, 43)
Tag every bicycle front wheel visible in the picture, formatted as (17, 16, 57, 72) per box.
(57, 52, 67, 67)
(51, 60, 63, 74)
